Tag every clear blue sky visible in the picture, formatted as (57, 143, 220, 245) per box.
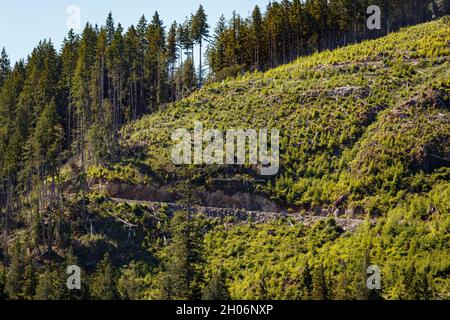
(0, 0, 270, 64)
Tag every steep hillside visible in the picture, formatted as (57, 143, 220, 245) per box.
(1, 18, 449, 300)
(85, 18, 450, 217)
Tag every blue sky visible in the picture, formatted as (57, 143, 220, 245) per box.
(0, 0, 270, 64)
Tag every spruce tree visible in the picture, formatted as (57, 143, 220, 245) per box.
(299, 262, 313, 299)
(4, 241, 24, 299)
(167, 21, 179, 101)
(59, 30, 80, 151)
(146, 12, 166, 111)
(117, 261, 147, 300)
(251, 6, 263, 70)
(90, 253, 116, 300)
(202, 268, 229, 300)
(105, 12, 115, 45)
(333, 271, 352, 300)
(157, 211, 203, 300)
(181, 57, 197, 96)
(34, 266, 63, 300)
(0, 263, 6, 299)
(311, 263, 328, 300)
(192, 5, 209, 86)
(208, 15, 227, 75)
(0, 47, 11, 87)
(22, 259, 37, 299)
(136, 15, 148, 114)
(31, 101, 63, 173)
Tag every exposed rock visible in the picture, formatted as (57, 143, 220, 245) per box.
(99, 180, 278, 213)
(302, 86, 371, 100)
(103, 183, 177, 203)
(202, 190, 278, 212)
(111, 198, 367, 232)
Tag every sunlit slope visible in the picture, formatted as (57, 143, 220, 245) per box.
(90, 17, 450, 216)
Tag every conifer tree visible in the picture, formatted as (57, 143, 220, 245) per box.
(299, 262, 313, 299)
(0, 47, 11, 87)
(4, 241, 24, 299)
(192, 5, 209, 86)
(105, 12, 115, 45)
(90, 253, 116, 300)
(117, 261, 147, 300)
(22, 259, 37, 299)
(179, 17, 194, 63)
(0, 263, 6, 299)
(311, 263, 328, 300)
(207, 15, 227, 77)
(167, 23, 178, 69)
(136, 15, 148, 114)
(71, 23, 97, 234)
(59, 30, 80, 151)
(333, 271, 352, 300)
(252, 6, 264, 70)
(167, 21, 179, 100)
(157, 211, 203, 300)
(202, 268, 229, 300)
(146, 12, 167, 112)
(181, 57, 197, 96)
(34, 266, 63, 300)
(31, 101, 63, 174)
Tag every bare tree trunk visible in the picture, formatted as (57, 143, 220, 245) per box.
(47, 174, 55, 253)
(3, 178, 9, 262)
(199, 41, 203, 87)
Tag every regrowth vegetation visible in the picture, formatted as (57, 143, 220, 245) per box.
(0, 2, 448, 300)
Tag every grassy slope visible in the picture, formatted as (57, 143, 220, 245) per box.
(88, 18, 450, 217)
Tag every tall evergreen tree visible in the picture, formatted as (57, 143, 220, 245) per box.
(311, 264, 328, 300)
(59, 30, 80, 151)
(252, 6, 264, 70)
(202, 268, 229, 300)
(179, 17, 194, 62)
(71, 23, 97, 235)
(31, 101, 64, 174)
(4, 241, 24, 299)
(208, 15, 227, 77)
(192, 5, 210, 86)
(157, 211, 203, 300)
(22, 258, 37, 300)
(34, 266, 63, 300)
(136, 15, 149, 114)
(146, 12, 167, 111)
(0, 48, 11, 87)
(105, 12, 115, 45)
(90, 253, 116, 300)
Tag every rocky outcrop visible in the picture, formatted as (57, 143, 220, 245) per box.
(111, 198, 367, 232)
(201, 190, 278, 212)
(97, 181, 278, 212)
(104, 183, 177, 203)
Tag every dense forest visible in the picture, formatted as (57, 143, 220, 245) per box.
(208, 0, 450, 78)
(0, 1, 449, 300)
